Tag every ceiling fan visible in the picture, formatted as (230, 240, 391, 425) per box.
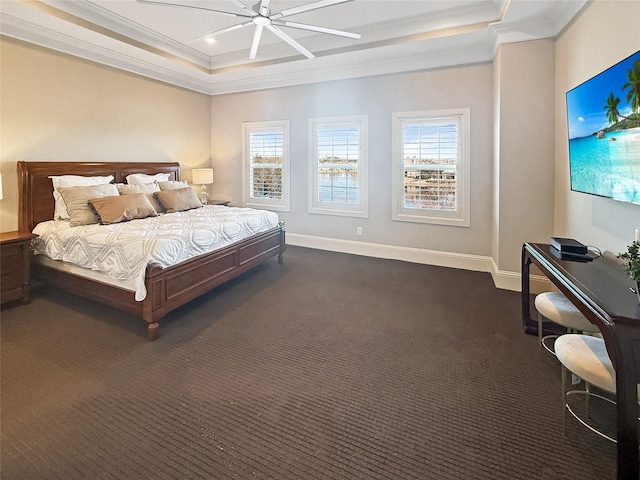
(137, 0, 361, 59)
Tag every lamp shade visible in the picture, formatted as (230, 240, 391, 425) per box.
(192, 168, 213, 185)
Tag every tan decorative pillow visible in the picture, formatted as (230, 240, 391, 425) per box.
(154, 187, 202, 213)
(158, 180, 189, 191)
(58, 183, 120, 226)
(50, 175, 114, 220)
(89, 193, 158, 225)
(117, 183, 164, 213)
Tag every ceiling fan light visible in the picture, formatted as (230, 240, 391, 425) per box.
(252, 15, 271, 26)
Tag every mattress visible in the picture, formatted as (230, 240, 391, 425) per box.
(32, 205, 280, 301)
(34, 255, 137, 292)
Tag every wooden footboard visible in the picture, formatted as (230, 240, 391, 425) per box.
(32, 223, 285, 340)
(143, 223, 285, 339)
(19, 161, 286, 340)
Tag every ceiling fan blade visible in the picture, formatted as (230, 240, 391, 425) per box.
(272, 20, 361, 39)
(249, 25, 264, 60)
(258, 0, 273, 16)
(265, 24, 314, 59)
(271, 0, 354, 20)
(227, 0, 258, 17)
(188, 20, 253, 42)
(136, 0, 251, 18)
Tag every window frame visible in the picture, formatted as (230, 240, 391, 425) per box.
(391, 108, 470, 227)
(308, 115, 369, 218)
(241, 120, 290, 212)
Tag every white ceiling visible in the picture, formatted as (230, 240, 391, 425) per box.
(1, 0, 588, 95)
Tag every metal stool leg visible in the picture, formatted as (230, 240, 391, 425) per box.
(561, 364, 568, 433)
(538, 311, 544, 359)
(539, 312, 559, 358)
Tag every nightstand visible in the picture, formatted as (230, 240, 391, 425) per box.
(1, 231, 37, 306)
(209, 199, 230, 206)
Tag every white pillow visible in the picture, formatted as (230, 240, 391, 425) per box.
(50, 175, 114, 220)
(126, 173, 171, 185)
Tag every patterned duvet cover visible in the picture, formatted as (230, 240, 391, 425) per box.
(32, 205, 280, 301)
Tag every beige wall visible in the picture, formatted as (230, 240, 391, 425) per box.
(554, 0, 640, 255)
(0, 36, 212, 232)
(211, 64, 495, 257)
(493, 39, 556, 273)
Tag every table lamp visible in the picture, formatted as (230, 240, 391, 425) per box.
(192, 168, 213, 204)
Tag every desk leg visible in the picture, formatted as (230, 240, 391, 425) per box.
(521, 247, 533, 333)
(520, 246, 565, 336)
(615, 336, 639, 479)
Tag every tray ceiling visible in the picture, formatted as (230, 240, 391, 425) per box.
(1, 0, 588, 95)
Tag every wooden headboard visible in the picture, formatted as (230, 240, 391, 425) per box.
(18, 161, 181, 231)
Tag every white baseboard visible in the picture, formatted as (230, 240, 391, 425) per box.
(489, 258, 554, 294)
(286, 233, 554, 294)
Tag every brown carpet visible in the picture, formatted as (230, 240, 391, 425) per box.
(1, 246, 617, 479)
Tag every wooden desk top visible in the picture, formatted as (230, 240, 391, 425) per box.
(526, 243, 638, 323)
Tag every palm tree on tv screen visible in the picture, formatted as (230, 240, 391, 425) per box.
(622, 59, 640, 124)
(602, 59, 640, 129)
(604, 92, 621, 125)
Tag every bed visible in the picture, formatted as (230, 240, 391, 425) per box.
(18, 161, 285, 340)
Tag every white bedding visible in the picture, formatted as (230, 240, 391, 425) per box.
(32, 205, 280, 301)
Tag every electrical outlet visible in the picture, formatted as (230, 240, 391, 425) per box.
(356, 227, 363, 236)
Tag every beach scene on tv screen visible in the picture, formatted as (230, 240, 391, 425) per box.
(566, 50, 640, 204)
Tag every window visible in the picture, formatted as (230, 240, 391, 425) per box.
(392, 109, 470, 226)
(308, 115, 368, 218)
(242, 120, 290, 211)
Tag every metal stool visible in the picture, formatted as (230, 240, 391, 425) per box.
(555, 334, 640, 443)
(535, 292, 600, 358)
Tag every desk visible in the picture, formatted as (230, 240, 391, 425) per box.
(522, 243, 640, 479)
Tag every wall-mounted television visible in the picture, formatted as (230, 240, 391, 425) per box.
(566, 50, 640, 204)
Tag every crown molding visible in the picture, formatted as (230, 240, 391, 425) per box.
(1, 12, 213, 94)
(1, 0, 588, 96)
(39, 0, 211, 68)
(488, 0, 588, 52)
(205, 31, 494, 95)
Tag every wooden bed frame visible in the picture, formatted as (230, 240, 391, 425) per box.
(18, 161, 285, 340)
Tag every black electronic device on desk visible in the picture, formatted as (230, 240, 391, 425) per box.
(549, 237, 596, 262)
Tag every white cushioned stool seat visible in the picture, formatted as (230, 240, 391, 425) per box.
(535, 292, 600, 358)
(535, 292, 599, 332)
(555, 334, 615, 393)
